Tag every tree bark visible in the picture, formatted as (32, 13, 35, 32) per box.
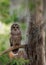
(25, 0, 45, 65)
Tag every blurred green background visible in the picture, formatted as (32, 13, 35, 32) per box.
(0, 0, 28, 65)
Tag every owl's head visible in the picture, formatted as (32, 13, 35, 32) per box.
(11, 23, 20, 31)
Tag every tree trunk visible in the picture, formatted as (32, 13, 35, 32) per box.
(25, 0, 45, 65)
(43, 0, 46, 58)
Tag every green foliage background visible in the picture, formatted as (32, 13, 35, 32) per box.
(0, 0, 19, 24)
(0, 0, 35, 64)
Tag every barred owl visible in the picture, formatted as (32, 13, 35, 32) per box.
(10, 23, 22, 54)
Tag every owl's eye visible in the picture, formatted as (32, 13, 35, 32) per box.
(16, 26, 19, 28)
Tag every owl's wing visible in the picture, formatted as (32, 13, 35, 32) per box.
(10, 37, 13, 46)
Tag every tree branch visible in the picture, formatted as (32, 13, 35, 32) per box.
(0, 44, 27, 56)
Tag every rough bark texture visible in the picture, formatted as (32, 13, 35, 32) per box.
(43, 0, 46, 59)
(25, 0, 45, 65)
